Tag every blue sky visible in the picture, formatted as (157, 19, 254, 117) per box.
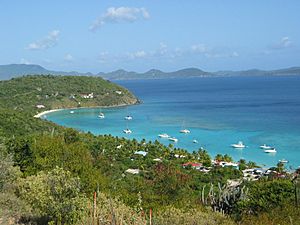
(0, 0, 299, 73)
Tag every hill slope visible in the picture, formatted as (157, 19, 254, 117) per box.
(0, 75, 139, 114)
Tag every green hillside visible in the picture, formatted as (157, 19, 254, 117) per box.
(0, 75, 138, 114)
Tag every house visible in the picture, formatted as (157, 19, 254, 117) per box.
(153, 158, 162, 162)
(115, 91, 122, 95)
(216, 161, 239, 168)
(134, 151, 148, 157)
(36, 104, 45, 109)
(182, 162, 202, 170)
(125, 169, 140, 174)
(80, 93, 94, 99)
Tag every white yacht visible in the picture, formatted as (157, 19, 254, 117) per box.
(193, 139, 198, 143)
(231, 141, 246, 148)
(124, 115, 133, 120)
(279, 159, 288, 163)
(98, 112, 105, 119)
(264, 148, 276, 153)
(158, 133, 170, 138)
(260, 144, 272, 149)
(180, 129, 190, 134)
(70, 110, 74, 114)
(123, 129, 132, 134)
(168, 137, 178, 142)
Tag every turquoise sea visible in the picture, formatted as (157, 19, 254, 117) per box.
(45, 76, 300, 168)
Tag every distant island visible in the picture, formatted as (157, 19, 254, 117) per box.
(0, 64, 300, 80)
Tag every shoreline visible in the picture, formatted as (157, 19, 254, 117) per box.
(34, 101, 140, 118)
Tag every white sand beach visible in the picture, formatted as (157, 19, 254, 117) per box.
(34, 109, 63, 118)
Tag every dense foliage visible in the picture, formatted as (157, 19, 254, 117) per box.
(0, 75, 138, 114)
(0, 75, 299, 224)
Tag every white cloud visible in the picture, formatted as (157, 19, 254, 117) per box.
(64, 53, 74, 62)
(130, 50, 147, 59)
(26, 30, 60, 50)
(271, 36, 292, 50)
(96, 42, 239, 65)
(231, 51, 239, 57)
(90, 7, 150, 31)
(205, 51, 239, 58)
(191, 44, 208, 53)
(190, 44, 238, 58)
(98, 52, 110, 64)
(20, 58, 31, 64)
(158, 42, 167, 55)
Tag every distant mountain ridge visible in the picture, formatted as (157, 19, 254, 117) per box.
(0, 64, 93, 80)
(0, 64, 300, 80)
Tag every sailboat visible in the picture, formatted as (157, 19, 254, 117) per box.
(124, 115, 132, 120)
(123, 121, 132, 134)
(231, 141, 245, 148)
(158, 133, 170, 138)
(180, 129, 190, 134)
(124, 107, 132, 120)
(179, 120, 190, 133)
(98, 108, 105, 119)
(168, 137, 178, 142)
(123, 128, 132, 134)
(264, 148, 276, 153)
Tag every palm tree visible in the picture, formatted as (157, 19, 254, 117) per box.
(276, 162, 285, 173)
(215, 154, 223, 162)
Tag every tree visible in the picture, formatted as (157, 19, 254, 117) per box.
(198, 149, 212, 167)
(215, 154, 223, 162)
(0, 150, 30, 224)
(236, 180, 294, 215)
(276, 162, 285, 173)
(238, 159, 247, 171)
(63, 128, 80, 144)
(18, 167, 88, 224)
(223, 154, 233, 163)
(247, 161, 258, 169)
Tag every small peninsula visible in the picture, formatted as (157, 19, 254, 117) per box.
(0, 75, 139, 115)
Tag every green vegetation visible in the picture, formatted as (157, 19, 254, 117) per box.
(0, 75, 299, 224)
(0, 75, 138, 114)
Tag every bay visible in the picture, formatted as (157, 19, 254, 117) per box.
(45, 76, 300, 168)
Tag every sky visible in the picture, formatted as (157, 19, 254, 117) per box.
(0, 0, 299, 73)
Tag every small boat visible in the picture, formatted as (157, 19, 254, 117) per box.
(279, 159, 288, 163)
(193, 139, 198, 143)
(124, 115, 132, 120)
(123, 129, 132, 134)
(260, 144, 272, 149)
(231, 141, 245, 148)
(264, 148, 276, 153)
(168, 137, 178, 142)
(98, 112, 105, 119)
(158, 133, 170, 138)
(70, 110, 74, 114)
(180, 129, 190, 134)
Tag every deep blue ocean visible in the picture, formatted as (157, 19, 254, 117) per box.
(45, 76, 300, 168)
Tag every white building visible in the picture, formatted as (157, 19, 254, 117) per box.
(36, 104, 45, 109)
(125, 169, 140, 174)
(80, 93, 94, 99)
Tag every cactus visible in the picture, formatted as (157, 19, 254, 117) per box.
(201, 182, 248, 214)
